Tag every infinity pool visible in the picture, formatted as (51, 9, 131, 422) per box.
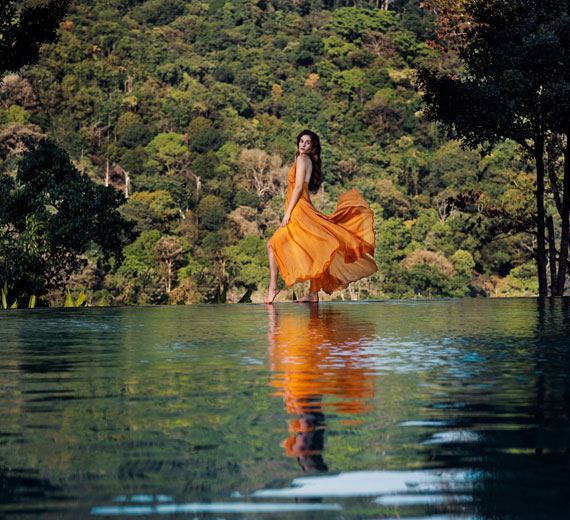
(1, 299, 569, 519)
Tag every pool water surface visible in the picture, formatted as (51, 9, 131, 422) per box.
(0, 299, 569, 519)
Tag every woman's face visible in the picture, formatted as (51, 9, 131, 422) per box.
(298, 134, 313, 155)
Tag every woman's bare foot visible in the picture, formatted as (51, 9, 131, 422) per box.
(264, 286, 280, 304)
(294, 292, 319, 303)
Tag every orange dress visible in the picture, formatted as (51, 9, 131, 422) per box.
(269, 163, 378, 294)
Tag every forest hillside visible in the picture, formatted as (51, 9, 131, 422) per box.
(0, 0, 539, 305)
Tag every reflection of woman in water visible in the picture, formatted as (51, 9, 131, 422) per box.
(267, 304, 376, 471)
(264, 130, 377, 304)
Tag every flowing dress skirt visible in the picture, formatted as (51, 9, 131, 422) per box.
(269, 164, 377, 294)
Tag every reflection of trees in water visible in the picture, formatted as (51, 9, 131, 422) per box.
(0, 464, 64, 511)
(421, 298, 570, 518)
(267, 304, 376, 472)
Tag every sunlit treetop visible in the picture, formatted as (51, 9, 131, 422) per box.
(421, 0, 475, 52)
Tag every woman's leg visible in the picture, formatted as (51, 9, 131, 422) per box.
(295, 279, 319, 302)
(294, 291, 319, 302)
(264, 240, 280, 304)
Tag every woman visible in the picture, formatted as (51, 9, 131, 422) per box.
(264, 130, 378, 304)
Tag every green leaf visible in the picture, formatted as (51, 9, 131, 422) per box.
(76, 291, 86, 307)
(28, 295, 36, 309)
(9, 300, 17, 309)
(65, 289, 74, 307)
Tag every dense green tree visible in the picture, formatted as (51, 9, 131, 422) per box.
(234, 189, 260, 209)
(197, 194, 226, 232)
(132, 0, 186, 26)
(224, 235, 269, 291)
(115, 112, 152, 148)
(189, 127, 224, 154)
(375, 217, 411, 265)
(122, 229, 161, 268)
(297, 34, 325, 66)
(145, 133, 189, 175)
(120, 146, 149, 176)
(417, 0, 570, 296)
(120, 190, 178, 233)
(192, 151, 220, 181)
(0, 0, 70, 80)
(0, 138, 130, 302)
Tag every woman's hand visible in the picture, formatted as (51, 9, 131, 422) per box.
(281, 211, 291, 227)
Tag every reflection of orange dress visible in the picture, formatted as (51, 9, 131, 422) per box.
(267, 307, 376, 465)
(269, 163, 378, 294)
(268, 307, 376, 417)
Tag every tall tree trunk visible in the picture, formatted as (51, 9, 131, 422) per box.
(556, 140, 570, 295)
(105, 158, 110, 187)
(124, 170, 130, 198)
(535, 140, 548, 297)
(547, 215, 557, 293)
(166, 262, 172, 294)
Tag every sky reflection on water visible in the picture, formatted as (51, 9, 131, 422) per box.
(1, 299, 570, 519)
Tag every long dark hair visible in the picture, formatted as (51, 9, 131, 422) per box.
(296, 129, 322, 193)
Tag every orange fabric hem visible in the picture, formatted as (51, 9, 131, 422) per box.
(271, 239, 377, 295)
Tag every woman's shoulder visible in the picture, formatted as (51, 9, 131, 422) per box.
(295, 154, 311, 168)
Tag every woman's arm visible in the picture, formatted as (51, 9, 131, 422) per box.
(281, 155, 309, 227)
